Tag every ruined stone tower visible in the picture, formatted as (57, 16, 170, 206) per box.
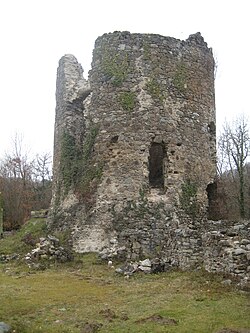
(49, 31, 216, 268)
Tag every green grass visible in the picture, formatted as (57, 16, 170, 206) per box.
(0, 221, 249, 333)
(0, 218, 47, 255)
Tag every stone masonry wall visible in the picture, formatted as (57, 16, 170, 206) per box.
(49, 31, 249, 283)
(203, 220, 250, 284)
(51, 54, 91, 224)
(74, 31, 216, 257)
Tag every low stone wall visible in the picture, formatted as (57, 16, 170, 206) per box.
(100, 216, 250, 285)
(203, 220, 250, 284)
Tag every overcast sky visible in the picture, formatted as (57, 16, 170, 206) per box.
(0, 0, 249, 157)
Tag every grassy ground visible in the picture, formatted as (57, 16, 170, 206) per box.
(0, 218, 47, 255)
(0, 219, 250, 333)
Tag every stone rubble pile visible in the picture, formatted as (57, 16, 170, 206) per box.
(0, 253, 20, 263)
(24, 235, 73, 265)
(115, 258, 166, 276)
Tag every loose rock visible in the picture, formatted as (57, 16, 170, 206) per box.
(0, 322, 11, 333)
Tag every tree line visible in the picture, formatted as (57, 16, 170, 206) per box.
(0, 135, 52, 230)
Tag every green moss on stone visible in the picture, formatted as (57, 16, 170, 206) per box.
(180, 180, 200, 218)
(173, 63, 188, 93)
(82, 126, 99, 161)
(101, 51, 129, 86)
(60, 131, 81, 193)
(146, 77, 164, 103)
(119, 91, 136, 112)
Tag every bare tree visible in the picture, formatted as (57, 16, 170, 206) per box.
(32, 153, 52, 210)
(218, 115, 250, 218)
(1, 136, 31, 178)
(33, 152, 52, 186)
(0, 135, 34, 229)
(0, 134, 52, 229)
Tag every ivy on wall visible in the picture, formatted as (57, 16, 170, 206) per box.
(141, 42, 165, 103)
(180, 180, 200, 218)
(119, 91, 136, 112)
(79, 125, 103, 200)
(60, 131, 81, 193)
(173, 63, 188, 94)
(101, 51, 129, 86)
(146, 77, 164, 103)
(59, 124, 102, 201)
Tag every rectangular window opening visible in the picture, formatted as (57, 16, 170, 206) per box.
(149, 142, 165, 188)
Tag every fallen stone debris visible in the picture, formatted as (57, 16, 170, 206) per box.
(0, 235, 73, 268)
(0, 253, 20, 263)
(24, 235, 73, 267)
(115, 257, 167, 276)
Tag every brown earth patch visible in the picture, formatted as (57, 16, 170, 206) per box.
(216, 329, 250, 333)
(80, 322, 103, 333)
(99, 308, 117, 321)
(135, 314, 178, 325)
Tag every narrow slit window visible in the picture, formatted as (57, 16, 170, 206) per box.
(206, 182, 218, 219)
(149, 142, 165, 188)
